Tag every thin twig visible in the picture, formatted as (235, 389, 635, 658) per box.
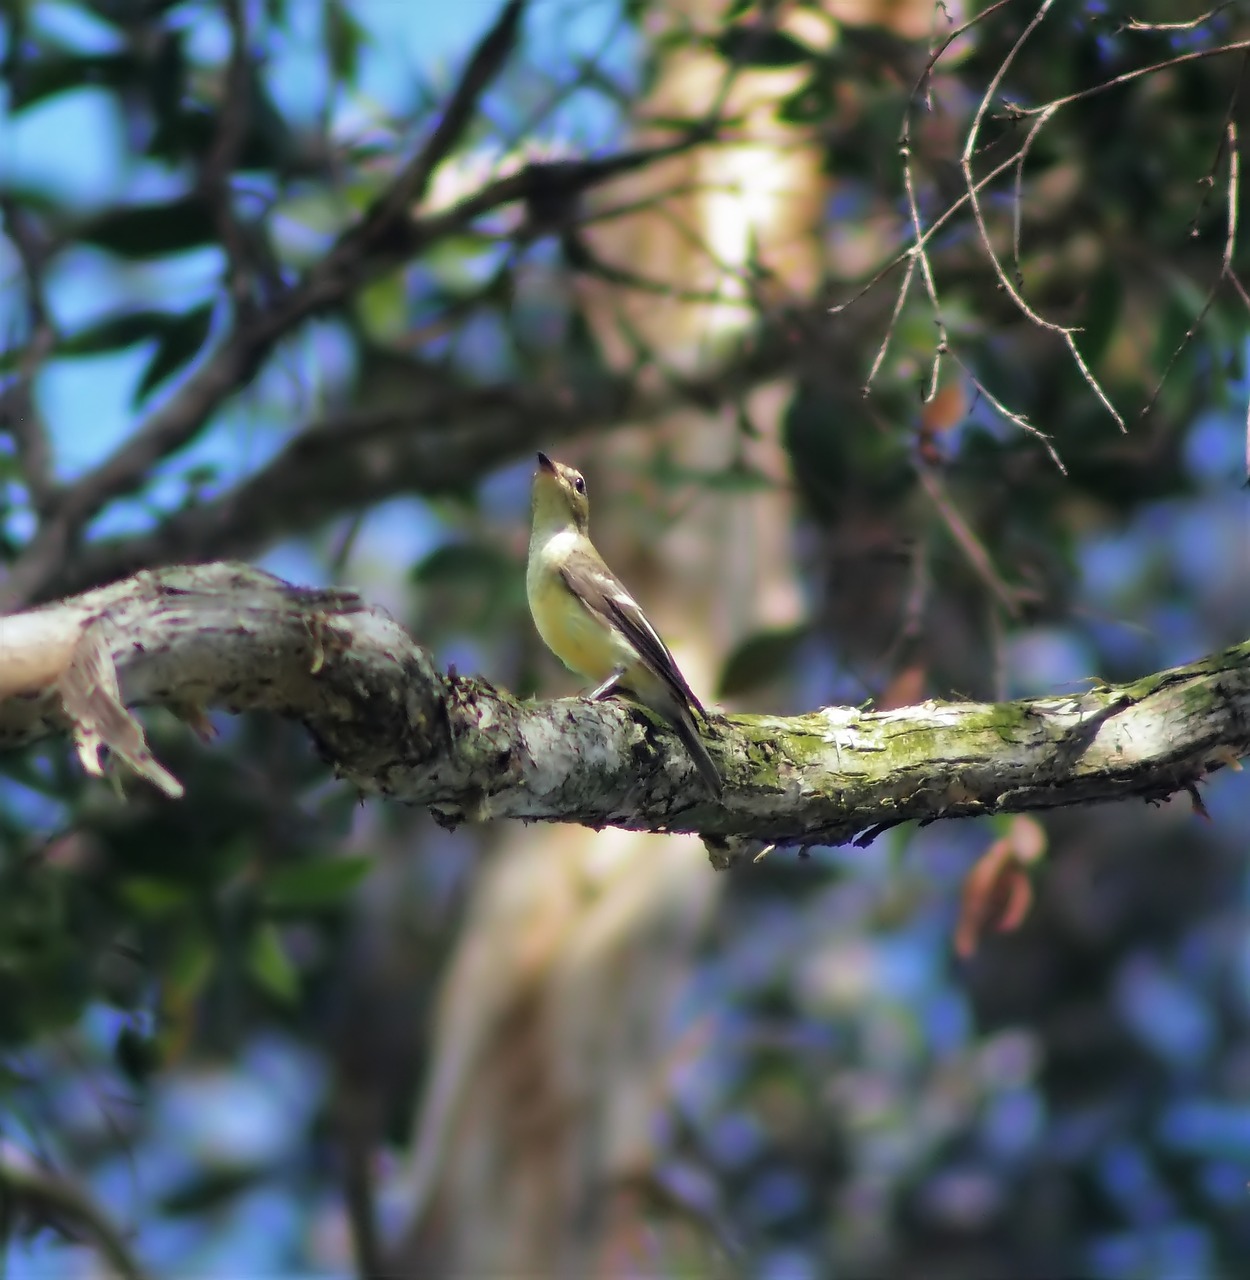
(961, 0, 1125, 432)
(862, 254, 917, 391)
(945, 346, 1067, 474)
(1186, 46, 1248, 245)
(502, 3, 627, 149)
(1008, 38, 1250, 117)
(898, 134, 947, 402)
(907, 0, 1018, 116)
(915, 465, 1023, 617)
(831, 142, 1048, 318)
(1122, 4, 1236, 33)
(1012, 104, 1057, 282)
(1142, 122, 1241, 419)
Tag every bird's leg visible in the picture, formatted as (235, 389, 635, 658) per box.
(585, 667, 626, 701)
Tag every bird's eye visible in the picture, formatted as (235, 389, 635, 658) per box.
(572, 475, 586, 496)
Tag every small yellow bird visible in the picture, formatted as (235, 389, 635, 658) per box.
(527, 452, 723, 795)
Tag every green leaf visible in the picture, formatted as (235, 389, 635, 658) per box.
(247, 923, 299, 1004)
(718, 625, 811, 698)
(778, 74, 833, 125)
(115, 1025, 161, 1085)
(0, 182, 62, 219)
(412, 542, 515, 588)
(135, 302, 214, 401)
(78, 195, 216, 258)
(9, 54, 138, 112)
(356, 273, 409, 342)
(651, 452, 777, 494)
(159, 1167, 264, 1216)
(261, 856, 373, 911)
(59, 310, 177, 357)
(695, 461, 777, 493)
(1080, 267, 1122, 368)
(714, 26, 814, 68)
(166, 926, 216, 1000)
(326, 0, 369, 83)
(120, 876, 190, 917)
(148, 30, 187, 123)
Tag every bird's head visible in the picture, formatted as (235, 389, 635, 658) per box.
(532, 452, 590, 536)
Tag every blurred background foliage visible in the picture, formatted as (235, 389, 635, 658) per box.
(1, 0, 1249, 1276)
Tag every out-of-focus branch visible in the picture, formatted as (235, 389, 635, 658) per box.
(1, 564, 1246, 860)
(0, 1142, 149, 1280)
(33, 300, 813, 601)
(0, 3, 524, 608)
(339, 0, 525, 251)
(0, 196, 57, 513)
(0, 0, 713, 610)
(202, 0, 252, 309)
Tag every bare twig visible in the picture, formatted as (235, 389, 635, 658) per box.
(1186, 46, 1248, 232)
(1008, 38, 1250, 118)
(897, 136, 947, 402)
(1011, 104, 1057, 281)
(961, 0, 1125, 432)
(867, 0, 1024, 401)
(908, 0, 1017, 114)
(945, 346, 1067, 474)
(831, 143, 1046, 319)
(502, 3, 627, 149)
(861, 253, 918, 391)
(853, 7, 1250, 447)
(915, 465, 1023, 617)
(1122, 4, 1237, 33)
(1142, 122, 1241, 419)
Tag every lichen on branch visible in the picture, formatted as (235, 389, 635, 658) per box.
(0, 563, 1246, 865)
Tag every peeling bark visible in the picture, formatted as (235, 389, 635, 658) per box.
(0, 562, 1245, 862)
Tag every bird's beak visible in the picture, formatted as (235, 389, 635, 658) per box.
(536, 451, 555, 474)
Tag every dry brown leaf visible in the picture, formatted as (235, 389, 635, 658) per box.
(955, 835, 1036, 959)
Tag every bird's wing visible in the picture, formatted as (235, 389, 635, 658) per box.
(558, 551, 708, 720)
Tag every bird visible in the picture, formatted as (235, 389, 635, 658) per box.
(526, 451, 723, 796)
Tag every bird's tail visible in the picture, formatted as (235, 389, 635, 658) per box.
(666, 701, 724, 797)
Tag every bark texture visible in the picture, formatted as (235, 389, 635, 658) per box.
(1, 562, 1244, 864)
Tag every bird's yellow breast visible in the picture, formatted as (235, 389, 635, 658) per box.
(527, 567, 623, 683)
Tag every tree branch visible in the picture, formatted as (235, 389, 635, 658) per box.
(0, 194, 58, 514)
(0, 0, 711, 611)
(0, 1142, 149, 1280)
(201, 0, 253, 310)
(1, 565, 1246, 865)
(31, 301, 809, 602)
(342, 0, 526, 244)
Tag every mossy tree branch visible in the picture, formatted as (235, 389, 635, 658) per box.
(0, 563, 1245, 866)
